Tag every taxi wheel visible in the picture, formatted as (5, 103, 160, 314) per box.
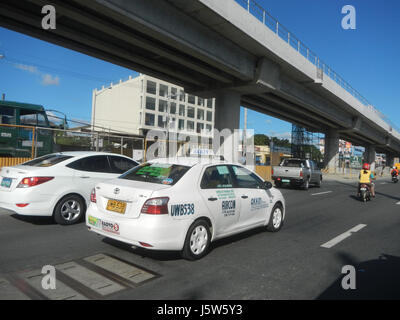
(182, 220, 211, 261)
(54, 195, 85, 225)
(266, 203, 284, 232)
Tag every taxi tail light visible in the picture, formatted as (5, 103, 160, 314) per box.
(90, 188, 96, 203)
(141, 197, 169, 215)
(299, 170, 303, 178)
(17, 177, 54, 188)
(271, 168, 274, 175)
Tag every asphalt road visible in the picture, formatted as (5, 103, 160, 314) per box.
(1, 177, 399, 300)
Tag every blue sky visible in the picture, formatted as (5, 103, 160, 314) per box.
(1, 0, 399, 140)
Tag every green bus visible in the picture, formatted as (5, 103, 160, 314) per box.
(0, 100, 54, 157)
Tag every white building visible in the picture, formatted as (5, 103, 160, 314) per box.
(91, 74, 215, 138)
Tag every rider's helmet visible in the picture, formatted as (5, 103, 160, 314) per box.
(363, 163, 370, 170)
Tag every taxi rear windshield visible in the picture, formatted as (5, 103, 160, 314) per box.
(120, 163, 190, 185)
(23, 155, 73, 167)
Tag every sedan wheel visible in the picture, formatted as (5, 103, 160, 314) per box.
(60, 200, 81, 222)
(266, 203, 284, 232)
(182, 220, 211, 260)
(54, 195, 85, 225)
(190, 226, 209, 255)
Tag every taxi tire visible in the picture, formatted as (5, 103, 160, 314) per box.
(53, 194, 85, 225)
(182, 219, 211, 261)
(266, 203, 284, 232)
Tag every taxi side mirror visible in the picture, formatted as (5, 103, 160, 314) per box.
(263, 181, 273, 190)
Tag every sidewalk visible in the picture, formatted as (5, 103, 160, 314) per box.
(323, 170, 392, 183)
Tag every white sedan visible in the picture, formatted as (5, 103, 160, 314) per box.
(86, 157, 285, 260)
(0, 152, 139, 225)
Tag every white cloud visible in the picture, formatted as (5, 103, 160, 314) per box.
(15, 63, 39, 74)
(14, 63, 60, 86)
(41, 74, 60, 86)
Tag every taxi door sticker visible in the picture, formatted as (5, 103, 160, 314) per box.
(250, 197, 269, 211)
(222, 200, 236, 217)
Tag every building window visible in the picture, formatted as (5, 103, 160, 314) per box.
(178, 119, 185, 130)
(171, 88, 177, 100)
(158, 115, 166, 128)
(207, 111, 213, 122)
(206, 124, 212, 132)
(145, 113, 155, 126)
(197, 109, 204, 121)
(179, 90, 185, 102)
(188, 95, 195, 105)
(197, 123, 204, 134)
(169, 118, 176, 130)
(159, 84, 168, 98)
(170, 102, 176, 114)
(146, 97, 156, 110)
(207, 99, 213, 108)
(187, 106, 195, 118)
(146, 81, 157, 95)
(159, 99, 167, 112)
(179, 104, 185, 116)
(198, 97, 204, 106)
(187, 121, 194, 131)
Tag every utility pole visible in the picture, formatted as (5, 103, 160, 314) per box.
(242, 107, 247, 161)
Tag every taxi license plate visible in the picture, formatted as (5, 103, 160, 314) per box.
(1, 178, 12, 188)
(106, 200, 127, 214)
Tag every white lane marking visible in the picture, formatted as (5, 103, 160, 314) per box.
(396, 201, 400, 205)
(380, 182, 388, 185)
(311, 191, 333, 196)
(321, 224, 367, 249)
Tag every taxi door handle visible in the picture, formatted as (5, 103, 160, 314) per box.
(208, 197, 218, 201)
(80, 176, 91, 179)
(241, 195, 248, 199)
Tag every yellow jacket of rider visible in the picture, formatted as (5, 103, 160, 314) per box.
(359, 170, 371, 184)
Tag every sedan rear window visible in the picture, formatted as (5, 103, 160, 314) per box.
(23, 154, 73, 167)
(120, 163, 190, 185)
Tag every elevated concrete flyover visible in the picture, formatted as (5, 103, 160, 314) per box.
(1, 0, 399, 168)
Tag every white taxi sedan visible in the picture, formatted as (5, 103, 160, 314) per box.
(87, 157, 285, 260)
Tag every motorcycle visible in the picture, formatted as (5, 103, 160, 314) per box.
(392, 174, 399, 183)
(359, 183, 371, 202)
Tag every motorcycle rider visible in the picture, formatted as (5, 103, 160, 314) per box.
(357, 163, 376, 198)
(391, 166, 399, 178)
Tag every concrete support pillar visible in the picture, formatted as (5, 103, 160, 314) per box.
(364, 145, 376, 172)
(213, 90, 241, 163)
(386, 153, 395, 168)
(324, 129, 339, 173)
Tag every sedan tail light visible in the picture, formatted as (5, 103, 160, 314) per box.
(299, 170, 303, 178)
(17, 177, 54, 188)
(141, 197, 169, 215)
(90, 188, 97, 203)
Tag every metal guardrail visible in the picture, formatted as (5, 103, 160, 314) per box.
(235, 0, 399, 133)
